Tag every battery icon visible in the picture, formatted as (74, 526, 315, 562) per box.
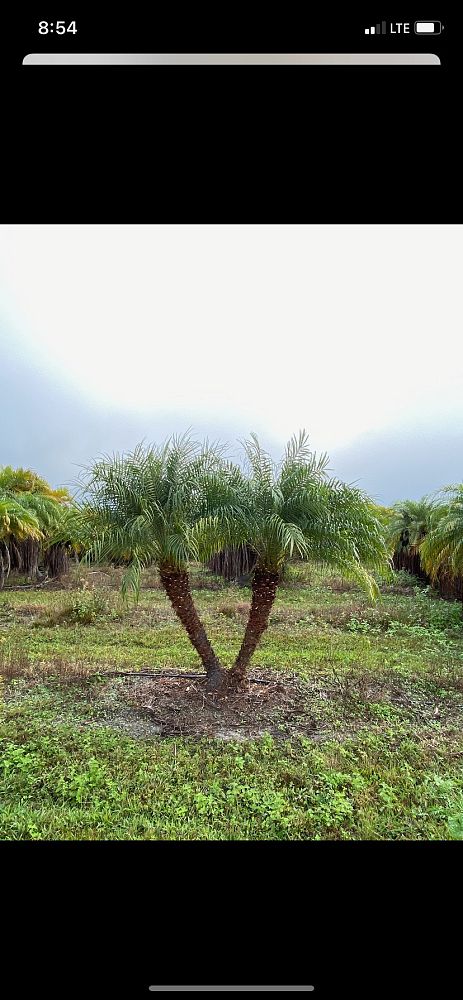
(414, 21, 442, 34)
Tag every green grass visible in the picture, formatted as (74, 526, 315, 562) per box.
(1, 563, 463, 840)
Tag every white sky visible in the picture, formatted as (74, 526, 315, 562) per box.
(0, 224, 461, 455)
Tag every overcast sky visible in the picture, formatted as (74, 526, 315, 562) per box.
(0, 224, 461, 503)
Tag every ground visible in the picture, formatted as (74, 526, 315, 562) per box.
(1, 563, 463, 840)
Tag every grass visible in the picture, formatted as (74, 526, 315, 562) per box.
(1, 563, 463, 840)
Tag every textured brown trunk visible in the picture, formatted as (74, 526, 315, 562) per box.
(228, 568, 279, 687)
(0, 542, 10, 589)
(208, 544, 258, 583)
(393, 548, 428, 584)
(159, 566, 225, 689)
(44, 543, 70, 579)
(392, 549, 463, 602)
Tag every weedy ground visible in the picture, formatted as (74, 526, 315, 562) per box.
(1, 563, 463, 840)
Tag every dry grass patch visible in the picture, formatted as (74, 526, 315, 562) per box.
(323, 576, 359, 593)
(0, 650, 96, 685)
(217, 601, 250, 620)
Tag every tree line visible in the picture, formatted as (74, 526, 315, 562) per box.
(385, 495, 463, 601)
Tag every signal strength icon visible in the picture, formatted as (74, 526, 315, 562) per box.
(365, 22, 387, 34)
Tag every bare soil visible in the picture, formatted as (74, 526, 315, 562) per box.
(90, 665, 463, 741)
(101, 672, 320, 740)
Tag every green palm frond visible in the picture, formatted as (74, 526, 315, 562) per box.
(241, 433, 276, 486)
(224, 432, 390, 587)
(420, 485, 463, 580)
(281, 430, 330, 480)
(387, 496, 435, 553)
(0, 465, 70, 502)
(72, 436, 247, 592)
(0, 497, 42, 543)
(0, 468, 74, 583)
(51, 431, 390, 601)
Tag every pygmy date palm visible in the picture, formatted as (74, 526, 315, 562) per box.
(420, 485, 463, 608)
(0, 496, 42, 588)
(0, 467, 72, 581)
(226, 432, 390, 686)
(387, 497, 435, 550)
(386, 496, 439, 580)
(72, 436, 242, 690)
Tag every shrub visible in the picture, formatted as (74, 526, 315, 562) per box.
(35, 589, 122, 627)
(379, 569, 426, 594)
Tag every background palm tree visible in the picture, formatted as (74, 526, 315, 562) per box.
(226, 432, 390, 686)
(0, 496, 42, 588)
(386, 497, 435, 580)
(420, 486, 463, 608)
(207, 544, 258, 583)
(0, 466, 69, 502)
(0, 466, 72, 582)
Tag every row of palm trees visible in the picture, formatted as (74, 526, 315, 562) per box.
(2, 437, 463, 692)
(385, 492, 463, 600)
(0, 466, 73, 588)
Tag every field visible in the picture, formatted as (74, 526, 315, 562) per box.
(1, 563, 463, 840)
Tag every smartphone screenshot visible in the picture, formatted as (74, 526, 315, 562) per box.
(1, 10, 459, 999)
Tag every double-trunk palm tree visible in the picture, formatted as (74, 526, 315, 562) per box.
(75, 432, 389, 693)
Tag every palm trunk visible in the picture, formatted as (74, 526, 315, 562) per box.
(44, 543, 70, 579)
(228, 568, 279, 686)
(159, 567, 225, 690)
(208, 544, 258, 583)
(0, 542, 11, 589)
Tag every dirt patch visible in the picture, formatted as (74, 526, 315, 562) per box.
(97, 672, 321, 741)
(6, 657, 463, 744)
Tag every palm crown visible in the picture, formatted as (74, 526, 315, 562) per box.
(228, 431, 389, 598)
(1, 468, 78, 587)
(0, 465, 70, 502)
(420, 485, 463, 580)
(387, 497, 436, 553)
(0, 497, 42, 543)
(73, 435, 243, 596)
